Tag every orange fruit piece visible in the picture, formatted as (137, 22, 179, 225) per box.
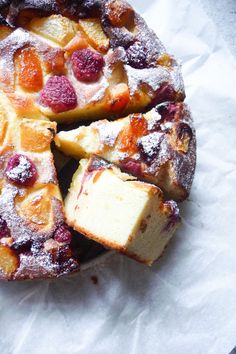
(17, 47, 43, 92)
(0, 246, 19, 277)
(108, 83, 130, 113)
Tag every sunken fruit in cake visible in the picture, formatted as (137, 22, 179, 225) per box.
(0, 0, 196, 280)
(65, 156, 181, 265)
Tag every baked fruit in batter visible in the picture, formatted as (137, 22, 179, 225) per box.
(56, 102, 196, 201)
(0, 0, 184, 123)
(0, 0, 196, 279)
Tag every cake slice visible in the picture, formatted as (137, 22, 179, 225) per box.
(56, 102, 196, 201)
(65, 156, 181, 266)
(0, 92, 79, 280)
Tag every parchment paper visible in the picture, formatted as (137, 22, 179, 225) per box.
(1, 0, 236, 353)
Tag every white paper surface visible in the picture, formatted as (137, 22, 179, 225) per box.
(1, 1, 236, 353)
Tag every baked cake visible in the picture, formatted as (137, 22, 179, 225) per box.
(0, 0, 196, 280)
(65, 156, 181, 265)
(0, 0, 184, 123)
(56, 102, 196, 201)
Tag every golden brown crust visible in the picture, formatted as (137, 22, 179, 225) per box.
(66, 221, 152, 266)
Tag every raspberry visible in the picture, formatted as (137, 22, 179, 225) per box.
(0, 216, 10, 239)
(71, 49, 104, 82)
(54, 224, 72, 244)
(126, 41, 148, 69)
(40, 76, 77, 113)
(156, 102, 177, 120)
(121, 159, 142, 176)
(138, 132, 164, 164)
(5, 154, 38, 187)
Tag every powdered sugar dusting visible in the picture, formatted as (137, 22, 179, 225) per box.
(125, 65, 171, 96)
(138, 132, 164, 160)
(6, 155, 32, 183)
(170, 63, 185, 93)
(92, 120, 122, 148)
(147, 109, 162, 130)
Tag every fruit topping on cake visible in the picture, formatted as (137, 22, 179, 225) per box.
(5, 154, 38, 187)
(71, 48, 104, 82)
(0, 0, 196, 280)
(0, 1, 185, 123)
(55, 102, 196, 201)
(39, 76, 78, 113)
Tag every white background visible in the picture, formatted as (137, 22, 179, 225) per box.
(0, 1, 236, 353)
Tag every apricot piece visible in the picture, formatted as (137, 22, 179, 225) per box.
(105, 0, 134, 27)
(0, 246, 19, 277)
(108, 83, 130, 112)
(29, 15, 77, 46)
(78, 18, 109, 54)
(64, 33, 88, 55)
(20, 120, 56, 153)
(16, 47, 43, 92)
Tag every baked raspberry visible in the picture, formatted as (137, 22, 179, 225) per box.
(40, 76, 77, 113)
(71, 49, 104, 82)
(121, 159, 142, 176)
(54, 224, 72, 244)
(0, 216, 10, 239)
(11, 240, 32, 254)
(126, 41, 148, 69)
(138, 132, 163, 164)
(5, 154, 38, 187)
(156, 102, 177, 120)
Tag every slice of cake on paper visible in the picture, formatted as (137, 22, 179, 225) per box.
(65, 155, 181, 266)
(56, 102, 196, 201)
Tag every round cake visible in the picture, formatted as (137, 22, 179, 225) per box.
(0, 0, 196, 280)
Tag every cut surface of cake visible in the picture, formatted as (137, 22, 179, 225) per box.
(65, 156, 181, 266)
(0, 0, 185, 123)
(56, 102, 196, 201)
(0, 92, 79, 280)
